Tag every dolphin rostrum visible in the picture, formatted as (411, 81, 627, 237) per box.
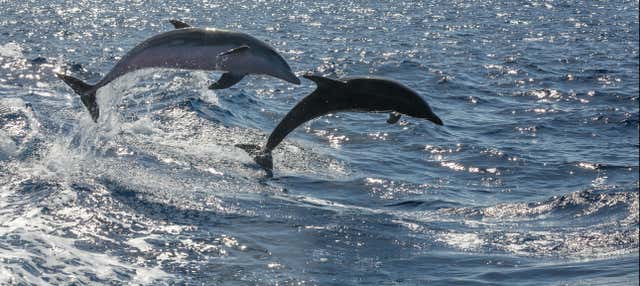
(56, 20, 300, 122)
(237, 74, 443, 174)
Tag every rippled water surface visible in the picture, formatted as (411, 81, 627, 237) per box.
(1, 0, 638, 285)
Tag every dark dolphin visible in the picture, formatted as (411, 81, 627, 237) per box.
(237, 74, 443, 174)
(56, 20, 300, 122)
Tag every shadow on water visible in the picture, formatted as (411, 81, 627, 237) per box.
(97, 178, 245, 228)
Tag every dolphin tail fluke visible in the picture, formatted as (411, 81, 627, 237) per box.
(56, 73, 99, 122)
(387, 112, 401, 124)
(236, 144, 274, 174)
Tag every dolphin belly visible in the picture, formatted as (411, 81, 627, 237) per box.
(97, 45, 228, 88)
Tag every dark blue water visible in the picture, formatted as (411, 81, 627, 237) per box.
(1, 1, 638, 285)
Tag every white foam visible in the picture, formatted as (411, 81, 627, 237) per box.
(0, 97, 26, 108)
(0, 184, 173, 285)
(0, 97, 41, 158)
(0, 42, 22, 58)
(122, 116, 162, 136)
(126, 236, 156, 252)
(437, 232, 484, 251)
(193, 71, 219, 105)
(131, 266, 173, 284)
(0, 267, 18, 285)
(30, 139, 88, 179)
(0, 130, 17, 160)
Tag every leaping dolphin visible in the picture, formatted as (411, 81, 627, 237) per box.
(237, 75, 443, 174)
(56, 20, 300, 122)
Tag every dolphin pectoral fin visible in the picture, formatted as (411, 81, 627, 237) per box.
(169, 19, 191, 29)
(209, 72, 245, 89)
(218, 45, 250, 58)
(387, 112, 401, 124)
(215, 46, 250, 70)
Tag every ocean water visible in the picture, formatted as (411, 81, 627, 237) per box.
(0, 0, 638, 285)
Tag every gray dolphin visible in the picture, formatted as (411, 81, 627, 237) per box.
(237, 74, 443, 174)
(56, 20, 300, 122)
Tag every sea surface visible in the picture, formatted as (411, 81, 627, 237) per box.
(0, 0, 638, 285)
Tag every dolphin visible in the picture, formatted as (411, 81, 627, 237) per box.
(237, 74, 443, 174)
(56, 20, 300, 122)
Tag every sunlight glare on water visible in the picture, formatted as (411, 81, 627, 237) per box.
(0, 0, 638, 285)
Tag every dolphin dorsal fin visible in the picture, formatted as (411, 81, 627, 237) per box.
(169, 19, 191, 29)
(303, 75, 347, 90)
